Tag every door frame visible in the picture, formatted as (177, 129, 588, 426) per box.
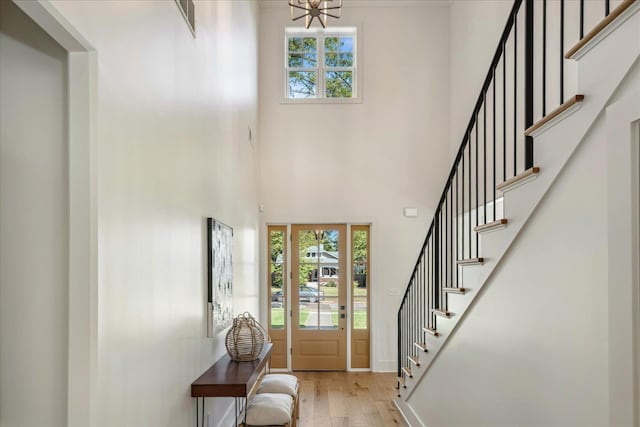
(606, 90, 640, 427)
(264, 222, 372, 372)
(290, 224, 347, 371)
(12, 2, 98, 424)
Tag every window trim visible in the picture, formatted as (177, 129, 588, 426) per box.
(282, 26, 362, 104)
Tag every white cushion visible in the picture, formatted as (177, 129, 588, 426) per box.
(246, 393, 293, 426)
(257, 374, 299, 396)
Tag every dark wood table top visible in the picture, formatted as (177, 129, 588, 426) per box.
(191, 343, 272, 397)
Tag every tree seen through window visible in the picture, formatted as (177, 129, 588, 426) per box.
(286, 31, 355, 99)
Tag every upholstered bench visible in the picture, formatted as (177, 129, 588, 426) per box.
(256, 374, 300, 421)
(244, 392, 294, 427)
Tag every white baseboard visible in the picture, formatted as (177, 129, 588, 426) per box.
(210, 399, 243, 427)
(375, 359, 397, 372)
(393, 399, 426, 427)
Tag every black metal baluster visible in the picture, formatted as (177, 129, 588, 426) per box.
(514, 13, 518, 177)
(427, 241, 436, 328)
(475, 118, 479, 257)
(420, 254, 429, 327)
(412, 282, 415, 353)
(432, 236, 436, 328)
(402, 288, 413, 366)
(397, 308, 401, 377)
(403, 302, 406, 370)
(560, 0, 565, 103)
(450, 185, 453, 287)
(605, 0, 610, 16)
(468, 137, 472, 258)
(438, 212, 442, 310)
(445, 193, 448, 289)
(416, 260, 420, 340)
(525, 0, 534, 170)
(580, 0, 584, 39)
(542, 0, 547, 117)
(416, 275, 419, 344)
(415, 262, 419, 345)
(493, 71, 497, 222)
(458, 142, 465, 259)
(407, 287, 411, 362)
(414, 280, 417, 349)
(439, 210, 443, 307)
(456, 167, 459, 286)
(503, 40, 507, 182)
(434, 214, 440, 311)
(413, 283, 416, 353)
(410, 283, 413, 358)
(483, 100, 487, 226)
(425, 243, 428, 330)
(411, 272, 415, 355)
(422, 252, 426, 329)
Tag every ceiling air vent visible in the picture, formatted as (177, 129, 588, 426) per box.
(176, 0, 195, 36)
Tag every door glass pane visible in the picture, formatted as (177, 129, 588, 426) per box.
(353, 229, 368, 330)
(298, 229, 340, 330)
(298, 230, 319, 329)
(269, 229, 285, 329)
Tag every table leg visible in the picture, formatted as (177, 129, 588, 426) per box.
(243, 396, 248, 425)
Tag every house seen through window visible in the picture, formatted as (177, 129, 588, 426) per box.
(286, 28, 357, 100)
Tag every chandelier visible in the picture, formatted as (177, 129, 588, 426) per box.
(289, 0, 342, 29)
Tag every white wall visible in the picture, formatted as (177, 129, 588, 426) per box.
(0, 2, 69, 425)
(448, 1, 512, 161)
(47, 1, 260, 425)
(258, 1, 451, 371)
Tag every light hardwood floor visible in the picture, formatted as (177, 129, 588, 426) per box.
(289, 372, 405, 427)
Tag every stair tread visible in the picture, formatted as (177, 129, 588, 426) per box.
(457, 257, 484, 265)
(433, 309, 453, 318)
(397, 376, 406, 388)
(413, 342, 428, 352)
(443, 287, 467, 294)
(408, 355, 420, 366)
(401, 366, 413, 378)
(423, 326, 439, 336)
(524, 95, 584, 136)
(496, 167, 540, 192)
(474, 218, 508, 233)
(565, 0, 636, 59)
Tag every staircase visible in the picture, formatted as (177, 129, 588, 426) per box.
(394, 0, 640, 424)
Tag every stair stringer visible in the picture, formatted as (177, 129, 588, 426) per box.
(399, 6, 640, 403)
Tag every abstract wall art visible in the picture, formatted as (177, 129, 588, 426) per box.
(207, 218, 233, 337)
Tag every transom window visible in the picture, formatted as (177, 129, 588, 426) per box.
(285, 28, 357, 100)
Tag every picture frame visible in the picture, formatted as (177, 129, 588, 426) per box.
(206, 218, 233, 337)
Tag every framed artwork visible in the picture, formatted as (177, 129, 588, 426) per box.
(207, 218, 233, 337)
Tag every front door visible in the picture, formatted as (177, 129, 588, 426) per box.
(291, 224, 347, 370)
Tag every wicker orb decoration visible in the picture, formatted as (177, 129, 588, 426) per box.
(225, 312, 268, 362)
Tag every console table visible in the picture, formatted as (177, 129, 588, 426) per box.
(191, 343, 272, 427)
